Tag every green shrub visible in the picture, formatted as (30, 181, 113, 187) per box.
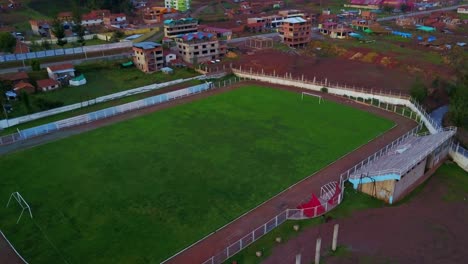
(321, 87, 328, 93)
(34, 98, 65, 111)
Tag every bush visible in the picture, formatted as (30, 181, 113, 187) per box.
(34, 98, 64, 111)
(410, 79, 428, 102)
(321, 87, 328, 93)
(30, 59, 41, 71)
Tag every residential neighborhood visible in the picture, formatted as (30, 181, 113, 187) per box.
(0, 1, 467, 264)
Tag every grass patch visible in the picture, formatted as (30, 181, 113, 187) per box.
(0, 86, 393, 263)
(435, 162, 468, 201)
(5, 61, 200, 117)
(0, 80, 201, 136)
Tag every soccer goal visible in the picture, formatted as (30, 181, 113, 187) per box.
(301, 92, 323, 104)
(6, 192, 33, 224)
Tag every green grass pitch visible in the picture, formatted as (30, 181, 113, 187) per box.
(0, 86, 394, 263)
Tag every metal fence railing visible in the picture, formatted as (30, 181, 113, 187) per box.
(198, 181, 343, 264)
(0, 42, 132, 63)
(0, 76, 247, 147)
(0, 83, 211, 145)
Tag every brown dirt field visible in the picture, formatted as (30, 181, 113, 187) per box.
(232, 49, 417, 93)
(264, 163, 468, 264)
(1, 81, 417, 264)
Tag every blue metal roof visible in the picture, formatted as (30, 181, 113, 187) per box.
(133, 42, 161, 49)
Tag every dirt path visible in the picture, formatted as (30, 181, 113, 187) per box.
(263, 164, 468, 264)
(0, 231, 25, 264)
(0, 82, 417, 264)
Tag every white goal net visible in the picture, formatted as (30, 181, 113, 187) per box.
(301, 92, 323, 104)
(6, 192, 33, 224)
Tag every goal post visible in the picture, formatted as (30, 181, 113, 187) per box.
(301, 92, 323, 104)
(6, 192, 33, 224)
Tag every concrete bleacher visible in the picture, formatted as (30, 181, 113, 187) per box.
(349, 130, 456, 186)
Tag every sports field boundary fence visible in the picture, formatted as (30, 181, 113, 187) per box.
(0, 76, 247, 147)
(199, 181, 344, 264)
(0, 82, 213, 145)
(232, 67, 468, 170)
(0, 75, 206, 129)
(0, 42, 133, 63)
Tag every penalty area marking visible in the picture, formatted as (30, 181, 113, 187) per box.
(301, 92, 323, 104)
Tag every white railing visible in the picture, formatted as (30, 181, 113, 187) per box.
(0, 75, 206, 129)
(0, 83, 210, 145)
(349, 127, 457, 181)
(0, 76, 247, 147)
(0, 41, 132, 63)
(200, 181, 343, 264)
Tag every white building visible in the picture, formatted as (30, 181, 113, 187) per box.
(164, 0, 191, 12)
(458, 6, 468, 14)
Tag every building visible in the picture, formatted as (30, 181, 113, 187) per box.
(458, 6, 468, 14)
(164, 0, 190, 12)
(330, 27, 353, 39)
(174, 32, 226, 64)
(0, 72, 29, 85)
(142, 6, 173, 24)
(37, 79, 60, 92)
(103, 13, 127, 28)
(81, 9, 111, 27)
(348, 129, 455, 204)
(13, 81, 35, 94)
(164, 51, 177, 65)
(47, 63, 75, 82)
(199, 26, 233, 40)
(29, 20, 51, 36)
(132, 42, 164, 73)
(278, 17, 311, 48)
(163, 18, 198, 38)
(57, 11, 73, 22)
(345, 0, 382, 9)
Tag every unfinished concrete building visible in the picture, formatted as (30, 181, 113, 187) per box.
(278, 17, 311, 48)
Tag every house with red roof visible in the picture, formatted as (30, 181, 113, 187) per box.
(47, 63, 75, 82)
(0, 71, 29, 85)
(37, 79, 60, 92)
(14, 81, 35, 94)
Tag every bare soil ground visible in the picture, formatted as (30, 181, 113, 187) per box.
(0, 232, 24, 264)
(264, 163, 468, 264)
(232, 49, 416, 93)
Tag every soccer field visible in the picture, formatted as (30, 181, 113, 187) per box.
(0, 86, 394, 263)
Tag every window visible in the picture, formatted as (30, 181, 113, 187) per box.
(210, 49, 215, 53)
(202, 45, 207, 48)
(211, 43, 215, 47)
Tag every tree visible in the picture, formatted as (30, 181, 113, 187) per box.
(110, 31, 124, 42)
(30, 59, 41, 71)
(410, 78, 428, 102)
(449, 83, 468, 128)
(0, 32, 16, 53)
(20, 91, 32, 113)
(41, 40, 51, 50)
(400, 4, 411, 13)
(382, 5, 393, 13)
(51, 18, 67, 47)
(72, 5, 86, 45)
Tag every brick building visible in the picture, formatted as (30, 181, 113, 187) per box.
(174, 32, 226, 64)
(163, 18, 198, 38)
(278, 17, 311, 48)
(132, 42, 164, 73)
(165, 0, 190, 12)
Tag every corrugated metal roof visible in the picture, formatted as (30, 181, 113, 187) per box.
(133, 42, 161, 49)
(283, 17, 306, 24)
